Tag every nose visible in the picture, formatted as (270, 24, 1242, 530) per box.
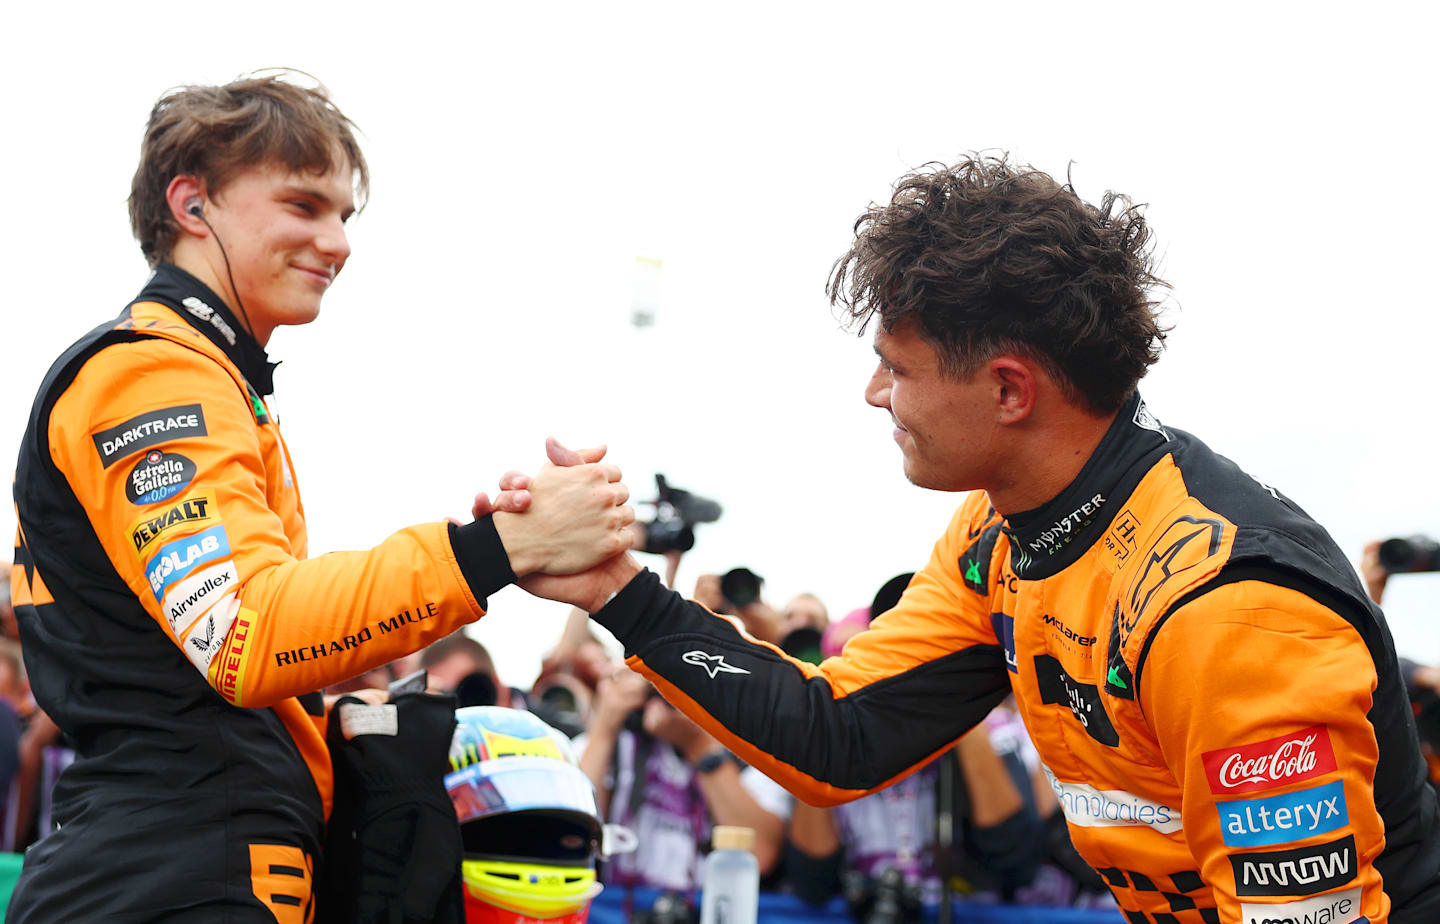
(316, 216, 351, 271)
(865, 363, 891, 410)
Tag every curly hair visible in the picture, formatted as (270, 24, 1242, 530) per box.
(827, 154, 1169, 414)
(129, 69, 368, 266)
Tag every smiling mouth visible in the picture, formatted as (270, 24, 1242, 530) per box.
(293, 265, 333, 285)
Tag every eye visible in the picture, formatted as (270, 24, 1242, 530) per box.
(289, 200, 316, 214)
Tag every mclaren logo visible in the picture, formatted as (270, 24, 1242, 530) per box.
(682, 650, 750, 679)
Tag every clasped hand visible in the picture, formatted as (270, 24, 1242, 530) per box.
(477, 438, 643, 611)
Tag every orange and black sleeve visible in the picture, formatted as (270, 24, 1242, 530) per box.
(47, 337, 509, 708)
(591, 496, 1013, 807)
(1142, 579, 1390, 923)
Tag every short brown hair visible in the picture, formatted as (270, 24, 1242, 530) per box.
(129, 69, 369, 266)
(828, 154, 1169, 414)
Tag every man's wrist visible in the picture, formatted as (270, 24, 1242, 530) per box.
(690, 748, 733, 775)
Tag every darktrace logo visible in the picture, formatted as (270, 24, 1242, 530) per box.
(126, 450, 197, 505)
(1229, 835, 1357, 897)
(92, 404, 206, 468)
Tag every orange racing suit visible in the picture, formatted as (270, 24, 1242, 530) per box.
(8, 263, 514, 921)
(590, 394, 1440, 924)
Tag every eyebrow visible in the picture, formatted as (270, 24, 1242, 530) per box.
(282, 184, 356, 220)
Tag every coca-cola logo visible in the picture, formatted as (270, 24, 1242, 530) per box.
(1202, 725, 1337, 796)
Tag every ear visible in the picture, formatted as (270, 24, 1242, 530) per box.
(989, 356, 1037, 424)
(165, 175, 210, 239)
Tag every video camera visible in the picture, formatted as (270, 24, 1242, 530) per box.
(1378, 535, 1440, 573)
(641, 474, 722, 555)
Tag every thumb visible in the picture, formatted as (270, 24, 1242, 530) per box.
(546, 437, 606, 466)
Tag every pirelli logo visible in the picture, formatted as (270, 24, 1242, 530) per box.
(213, 606, 257, 706)
(129, 491, 218, 559)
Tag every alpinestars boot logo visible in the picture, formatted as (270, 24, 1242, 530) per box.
(682, 650, 750, 679)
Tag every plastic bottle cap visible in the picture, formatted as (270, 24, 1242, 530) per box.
(711, 825, 755, 851)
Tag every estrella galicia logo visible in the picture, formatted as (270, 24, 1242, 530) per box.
(1229, 834, 1357, 897)
(126, 450, 197, 505)
(681, 650, 750, 679)
(146, 524, 230, 601)
(92, 404, 206, 468)
(1218, 780, 1348, 848)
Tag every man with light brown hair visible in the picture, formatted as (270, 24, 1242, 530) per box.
(8, 71, 633, 921)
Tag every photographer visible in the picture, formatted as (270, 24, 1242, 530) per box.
(576, 666, 784, 899)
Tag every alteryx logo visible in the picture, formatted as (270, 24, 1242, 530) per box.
(1218, 780, 1347, 848)
(146, 525, 230, 601)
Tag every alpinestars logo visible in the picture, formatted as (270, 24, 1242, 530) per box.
(682, 650, 750, 679)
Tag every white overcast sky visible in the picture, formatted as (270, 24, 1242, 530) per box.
(4, 2, 1439, 686)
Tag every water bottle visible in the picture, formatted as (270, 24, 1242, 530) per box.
(699, 825, 758, 924)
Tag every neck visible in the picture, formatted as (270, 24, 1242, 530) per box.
(169, 244, 272, 347)
(985, 405, 1118, 516)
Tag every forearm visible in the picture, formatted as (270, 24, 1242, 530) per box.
(691, 759, 785, 874)
(592, 569, 1011, 806)
(787, 800, 841, 859)
(955, 728, 1024, 826)
(579, 723, 621, 818)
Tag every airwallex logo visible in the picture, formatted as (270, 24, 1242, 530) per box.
(1218, 780, 1348, 848)
(1042, 766, 1181, 834)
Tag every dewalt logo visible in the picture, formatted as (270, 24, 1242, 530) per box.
(130, 490, 218, 559)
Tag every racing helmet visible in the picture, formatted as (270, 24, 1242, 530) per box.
(446, 706, 604, 924)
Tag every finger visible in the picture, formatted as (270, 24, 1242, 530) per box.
(471, 493, 495, 519)
(574, 445, 608, 464)
(615, 505, 637, 528)
(619, 522, 645, 551)
(596, 464, 623, 484)
(498, 470, 531, 491)
(445, 516, 463, 528)
(492, 489, 532, 513)
(611, 482, 630, 506)
(546, 437, 586, 467)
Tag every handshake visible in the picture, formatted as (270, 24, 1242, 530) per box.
(476, 438, 643, 612)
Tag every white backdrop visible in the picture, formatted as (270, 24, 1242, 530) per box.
(4, 2, 1439, 687)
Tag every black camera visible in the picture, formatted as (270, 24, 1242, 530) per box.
(841, 868, 924, 924)
(633, 891, 699, 924)
(1378, 535, 1440, 573)
(642, 474, 723, 555)
(720, 567, 763, 610)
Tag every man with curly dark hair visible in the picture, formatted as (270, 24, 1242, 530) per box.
(516, 154, 1440, 923)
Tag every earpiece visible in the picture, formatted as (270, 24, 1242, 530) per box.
(186, 198, 203, 217)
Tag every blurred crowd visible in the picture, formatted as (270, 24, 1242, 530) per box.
(8, 521, 1440, 922)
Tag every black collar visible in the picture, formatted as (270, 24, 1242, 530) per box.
(1001, 391, 1173, 579)
(131, 263, 279, 396)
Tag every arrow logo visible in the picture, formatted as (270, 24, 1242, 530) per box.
(682, 650, 750, 679)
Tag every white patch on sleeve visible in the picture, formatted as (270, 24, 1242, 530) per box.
(340, 703, 398, 739)
(162, 562, 238, 636)
(180, 591, 239, 675)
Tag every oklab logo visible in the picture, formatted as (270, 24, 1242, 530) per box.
(146, 525, 230, 602)
(1218, 780, 1348, 848)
